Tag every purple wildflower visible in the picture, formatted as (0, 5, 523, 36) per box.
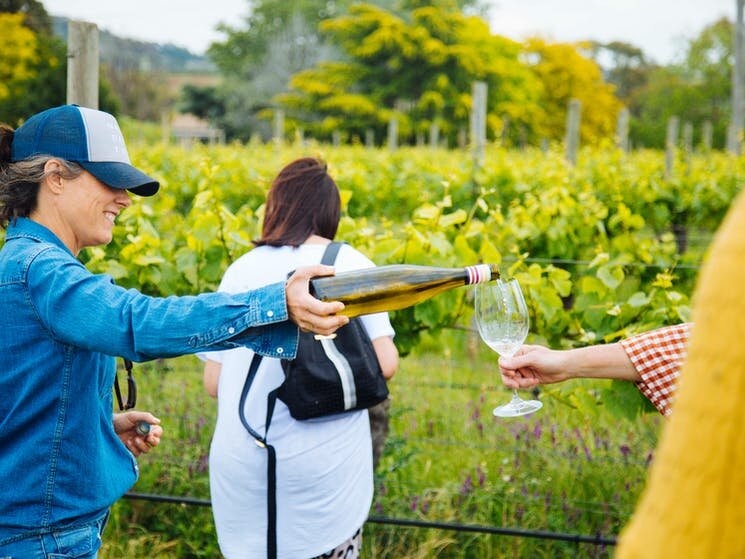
(583, 444, 593, 462)
(533, 423, 543, 439)
(476, 465, 486, 487)
(460, 474, 473, 496)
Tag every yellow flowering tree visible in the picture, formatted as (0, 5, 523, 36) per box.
(524, 38, 622, 143)
(0, 13, 38, 103)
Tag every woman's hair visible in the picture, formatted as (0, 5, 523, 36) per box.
(0, 124, 84, 229)
(254, 157, 341, 247)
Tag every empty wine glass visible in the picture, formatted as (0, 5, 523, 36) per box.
(474, 278, 543, 418)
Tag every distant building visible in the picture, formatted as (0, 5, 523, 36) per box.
(169, 113, 224, 145)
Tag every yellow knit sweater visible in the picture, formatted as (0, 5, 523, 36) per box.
(616, 190, 745, 558)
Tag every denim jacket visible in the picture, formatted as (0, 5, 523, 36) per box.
(0, 218, 298, 544)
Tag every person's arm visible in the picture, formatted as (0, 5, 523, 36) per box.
(499, 323, 691, 416)
(204, 360, 221, 398)
(499, 343, 639, 389)
(28, 248, 347, 361)
(372, 336, 399, 380)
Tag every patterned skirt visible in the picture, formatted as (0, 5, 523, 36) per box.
(310, 528, 362, 559)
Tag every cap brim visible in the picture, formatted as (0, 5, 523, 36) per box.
(78, 161, 160, 197)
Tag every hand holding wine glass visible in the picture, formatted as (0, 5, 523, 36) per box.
(475, 278, 543, 418)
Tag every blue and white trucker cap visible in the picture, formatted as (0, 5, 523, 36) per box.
(10, 105, 159, 196)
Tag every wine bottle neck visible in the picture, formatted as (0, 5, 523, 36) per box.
(464, 264, 494, 285)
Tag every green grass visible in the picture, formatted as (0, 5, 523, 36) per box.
(102, 332, 661, 558)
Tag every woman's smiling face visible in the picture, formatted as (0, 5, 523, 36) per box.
(58, 169, 132, 254)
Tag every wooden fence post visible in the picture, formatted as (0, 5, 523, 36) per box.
(665, 116, 679, 180)
(683, 122, 693, 167)
(616, 107, 630, 152)
(387, 117, 398, 151)
(564, 98, 581, 165)
(273, 109, 284, 146)
(295, 128, 305, 146)
(429, 122, 439, 148)
(470, 81, 487, 166)
(67, 20, 99, 108)
(702, 120, 713, 150)
(731, 0, 745, 154)
(160, 112, 171, 144)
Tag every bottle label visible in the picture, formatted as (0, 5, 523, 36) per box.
(465, 264, 492, 285)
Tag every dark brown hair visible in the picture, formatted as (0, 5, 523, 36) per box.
(0, 125, 83, 229)
(254, 157, 341, 247)
(0, 125, 12, 166)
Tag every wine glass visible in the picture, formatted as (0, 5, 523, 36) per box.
(474, 278, 543, 418)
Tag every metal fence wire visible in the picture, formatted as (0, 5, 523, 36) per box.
(123, 492, 617, 547)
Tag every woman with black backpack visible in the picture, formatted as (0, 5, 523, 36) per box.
(201, 158, 399, 559)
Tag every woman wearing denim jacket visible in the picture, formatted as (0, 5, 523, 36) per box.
(0, 105, 347, 558)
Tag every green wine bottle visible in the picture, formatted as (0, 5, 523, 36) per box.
(310, 263, 499, 317)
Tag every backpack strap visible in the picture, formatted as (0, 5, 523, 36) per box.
(321, 241, 344, 265)
(239, 353, 279, 559)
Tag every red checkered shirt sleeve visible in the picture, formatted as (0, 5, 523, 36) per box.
(619, 323, 691, 417)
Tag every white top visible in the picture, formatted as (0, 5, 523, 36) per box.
(200, 243, 395, 559)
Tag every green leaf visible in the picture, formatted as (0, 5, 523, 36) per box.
(597, 265, 624, 289)
(413, 299, 444, 328)
(133, 255, 166, 267)
(103, 259, 130, 280)
(479, 238, 502, 265)
(548, 267, 572, 297)
(453, 235, 477, 264)
(413, 204, 439, 222)
(570, 386, 602, 418)
(175, 247, 198, 288)
(579, 276, 607, 296)
(439, 209, 467, 228)
(530, 286, 563, 321)
(627, 291, 650, 308)
(601, 380, 656, 420)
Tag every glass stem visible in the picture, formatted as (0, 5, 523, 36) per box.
(510, 389, 523, 403)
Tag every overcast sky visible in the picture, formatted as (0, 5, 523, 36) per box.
(42, 0, 735, 64)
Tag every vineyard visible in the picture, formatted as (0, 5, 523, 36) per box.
(90, 132, 744, 557)
(94, 132, 742, 371)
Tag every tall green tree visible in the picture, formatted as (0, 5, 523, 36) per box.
(587, 41, 656, 102)
(629, 17, 732, 148)
(279, 3, 542, 144)
(200, 0, 485, 139)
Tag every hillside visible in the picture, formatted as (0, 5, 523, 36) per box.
(51, 16, 216, 74)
